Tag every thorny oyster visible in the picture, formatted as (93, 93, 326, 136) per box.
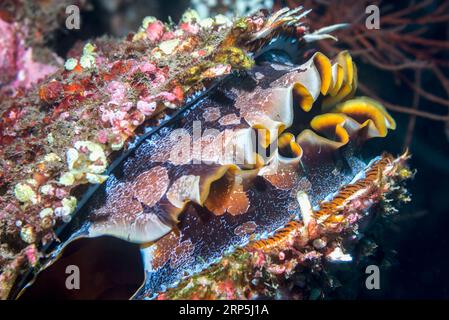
(0, 7, 411, 300)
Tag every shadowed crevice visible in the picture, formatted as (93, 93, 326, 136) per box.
(19, 236, 144, 300)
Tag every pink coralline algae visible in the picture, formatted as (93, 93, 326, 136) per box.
(146, 21, 166, 42)
(137, 100, 157, 116)
(0, 18, 59, 91)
